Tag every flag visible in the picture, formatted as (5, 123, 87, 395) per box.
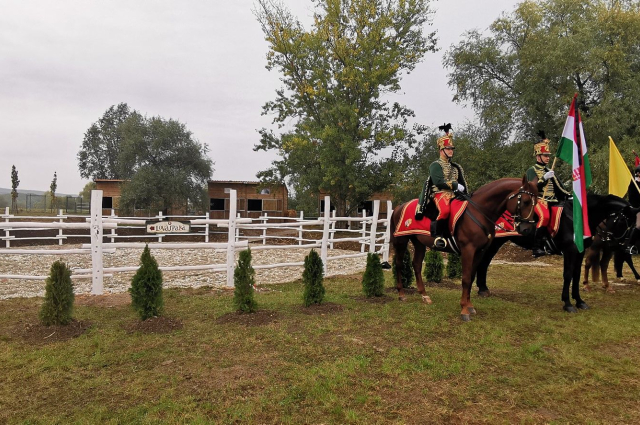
(556, 93, 591, 252)
(609, 137, 633, 197)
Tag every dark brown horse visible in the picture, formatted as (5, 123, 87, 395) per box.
(390, 176, 538, 321)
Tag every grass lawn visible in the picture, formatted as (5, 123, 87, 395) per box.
(2, 260, 640, 424)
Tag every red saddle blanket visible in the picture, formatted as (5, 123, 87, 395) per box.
(393, 199, 468, 237)
(495, 205, 563, 238)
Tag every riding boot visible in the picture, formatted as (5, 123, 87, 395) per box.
(625, 227, 640, 255)
(532, 226, 550, 258)
(431, 219, 448, 250)
(415, 180, 429, 221)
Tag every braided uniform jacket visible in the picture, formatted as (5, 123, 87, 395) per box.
(429, 158, 468, 198)
(526, 163, 571, 202)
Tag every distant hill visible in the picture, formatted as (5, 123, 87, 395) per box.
(0, 187, 75, 196)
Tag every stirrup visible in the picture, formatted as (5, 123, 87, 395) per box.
(433, 237, 448, 250)
(626, 245, 638, 255)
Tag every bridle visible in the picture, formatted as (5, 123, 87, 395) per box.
(596, 210, 632, 245)
(507, 186, 538, 228)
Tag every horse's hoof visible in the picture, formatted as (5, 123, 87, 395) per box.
(460, 314, 471, 322)
(563, 305, 578, 313)
(398, 296, 406, 302)
(576, 302, 590, 310)
(477, 290, 491, 298)
(606, 288, 616, 294)
(636, 279, 640, 285)
(583, 285, 592, 292)
(468, 307, 477, 315)
(421, 295, 432, 304)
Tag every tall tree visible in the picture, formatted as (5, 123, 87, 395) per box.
(49, 171, 57, 211)
(117, 112, 214, 213)
(444, 0, 640, 192)
(77, 103, 132, 180)
(10, 165, 19, 213)
(254, 0, 437, 216)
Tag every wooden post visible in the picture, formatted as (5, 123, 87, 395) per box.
(90, 190, 104, 295)
(360, 209, 367, 252)
(298, 211, 304, 246)
(4, 207, 10, 248)
(382, 200, 393, 264)
(226, 190, 237, 288)
(320, 196, 330, 274)
(58, 209, 64, 245)
(369, 200, 380, 253)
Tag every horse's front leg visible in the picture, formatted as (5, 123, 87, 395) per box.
(394, 241, 408, 301)
(573, 252, 589, 309)
(413, 243, 431, 304)
(562, 251, 578, 313)
(460, 245, 481, 321)
(625, 253, 640, 283)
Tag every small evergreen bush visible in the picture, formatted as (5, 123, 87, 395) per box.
(362, 253, 385, 297)
(446, 252, 462, 279)
(129, 244, 164, 320)
(39, 260, 74, 326)
(424, 249, 444, 283)
(234, 248, 258, 313)
(303, 249, 325, 306)
(392, 250, 414, 288)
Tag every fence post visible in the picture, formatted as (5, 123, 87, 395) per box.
(90, 190, 104, 295)
(298, 211, 304, 246)
(58, 209, 64, 246)
(205, 213, 209, 243)
(110, 209, 116, 243)
(369, 200, 380, 253)
(382, 200, 393, 264)
(236, 213, 241, 242)
(157, 211, 163, 243)
(226, 190, 238, 288)
(262, 213, 268, 245)
(360, 209, 368, 252)
(4, 207, 10, 248)
(320, 196, 330, 273)
(329, 210, 337, 249)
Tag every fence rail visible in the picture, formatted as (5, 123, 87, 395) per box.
(0, 190, 392, 295)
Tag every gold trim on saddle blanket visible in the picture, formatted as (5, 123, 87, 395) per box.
(394, 199, 469, 237)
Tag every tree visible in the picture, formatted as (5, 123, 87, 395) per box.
(49, 171, 57, 211)
(234, 248, 258, 313)
(446, 252, 462, 279)
(362, 253, 385, 297)
(130, 245, 164, 320)
(11, 165, 19, 213)
(254, 0, 437, 216)
(79, 181, 96, 203)
(423, 249, 443, 283)
(392, 250, 414, 289)
(40, 260, 74, 326)
(77, 103, 132, 180)
(116, 112, 213, 214)
(444, 0, 640, 192)
(302, 249, 325, 306)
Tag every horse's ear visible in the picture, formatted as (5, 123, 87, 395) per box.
(522, 174, 529, 184)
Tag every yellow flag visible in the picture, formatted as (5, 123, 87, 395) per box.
(609, 137, 633, 197)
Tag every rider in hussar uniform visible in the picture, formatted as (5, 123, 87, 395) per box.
(415, 123, 468, 250)
(526, 131, 571, 257)
(624, 162, 640, 254)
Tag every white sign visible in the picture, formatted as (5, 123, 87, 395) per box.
(146, 220, 190, 234)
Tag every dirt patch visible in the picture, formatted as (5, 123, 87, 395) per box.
(123, 316, 184, 334)
(215, 309, 281, 326)
(13, 319, 92, 345)
(297, 302, 344, 315)
(75, 293, 131, 308)
(494, 241, 537, 262)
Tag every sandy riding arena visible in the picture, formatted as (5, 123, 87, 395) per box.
(0, 245, 368, 299)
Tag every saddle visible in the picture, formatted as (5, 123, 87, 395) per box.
(394, 199, 468, 238)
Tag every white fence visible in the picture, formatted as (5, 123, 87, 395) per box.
(0, 190, 392, 295)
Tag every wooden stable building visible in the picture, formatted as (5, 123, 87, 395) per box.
(208, 181, 289, 219)
(94, 179, 125, 215)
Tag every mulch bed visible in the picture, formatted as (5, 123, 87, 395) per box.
(215, 309, 281, 326)
(14, 319, 93, 345)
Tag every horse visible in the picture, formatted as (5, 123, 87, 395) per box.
(475, 194, 631, 312)
(389, 176, 538, 321)
(583, 203, 640, 292)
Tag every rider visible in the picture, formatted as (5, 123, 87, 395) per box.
(525, 130, 571, 257)
(416, 123, 468, 250)
(624, 163, 640, 254)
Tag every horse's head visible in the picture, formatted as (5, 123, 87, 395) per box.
(506, 175, 538, 237)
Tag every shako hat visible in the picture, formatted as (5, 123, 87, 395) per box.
(533, 130, 551, 156)
(437, 123, 454, 150)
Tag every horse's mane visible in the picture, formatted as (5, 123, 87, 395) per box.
(471, 178, 522, 196)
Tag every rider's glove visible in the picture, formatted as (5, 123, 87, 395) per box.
(456, 184, 465, 193)
(543, 170, 555, 181)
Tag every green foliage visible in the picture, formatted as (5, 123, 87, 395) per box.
(446, 252, 462, 279)
(254, 0, 437, 216)
(392, 250, 414, 288)
(302, 249, 325, 306)
(11, 165, 19, 213)
(362, 253, 385, 297)
(444, 0, 640, 193)
(39, 260, 74, 326)
(49, 171, 57, 210)
(423, 249, 444, 283)
(129, 245, 164, 320)
(234, 248, 258, 313)
(79, 181, 96, 202)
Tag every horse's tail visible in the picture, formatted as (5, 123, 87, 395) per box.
(591, 248, 602, 283)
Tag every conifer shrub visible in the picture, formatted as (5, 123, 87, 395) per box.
(129, 244, 164, 320)
(234, 248, 257, 313)
(303, 249, 325, 306)
(392, 250, 414, 288)
(446, 252, 462, 279)
(362, 253, 385, 297)
(39, 260, 74, 326)
(424, 249, 444, 283)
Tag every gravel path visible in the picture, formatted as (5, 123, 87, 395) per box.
(0, 244, 370, 299)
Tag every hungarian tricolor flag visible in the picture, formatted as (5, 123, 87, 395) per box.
(556, 93, 592, 252)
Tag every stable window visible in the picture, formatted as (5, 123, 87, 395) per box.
(210, 198, 225, 211)
(102, 197, 113, 209)
(247, 199, 263, 211)
(358, 201, 374, 214)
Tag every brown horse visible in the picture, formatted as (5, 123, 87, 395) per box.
(390, 176, 538, 321)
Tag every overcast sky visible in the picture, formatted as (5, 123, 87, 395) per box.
(0, 0, 520, 194)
